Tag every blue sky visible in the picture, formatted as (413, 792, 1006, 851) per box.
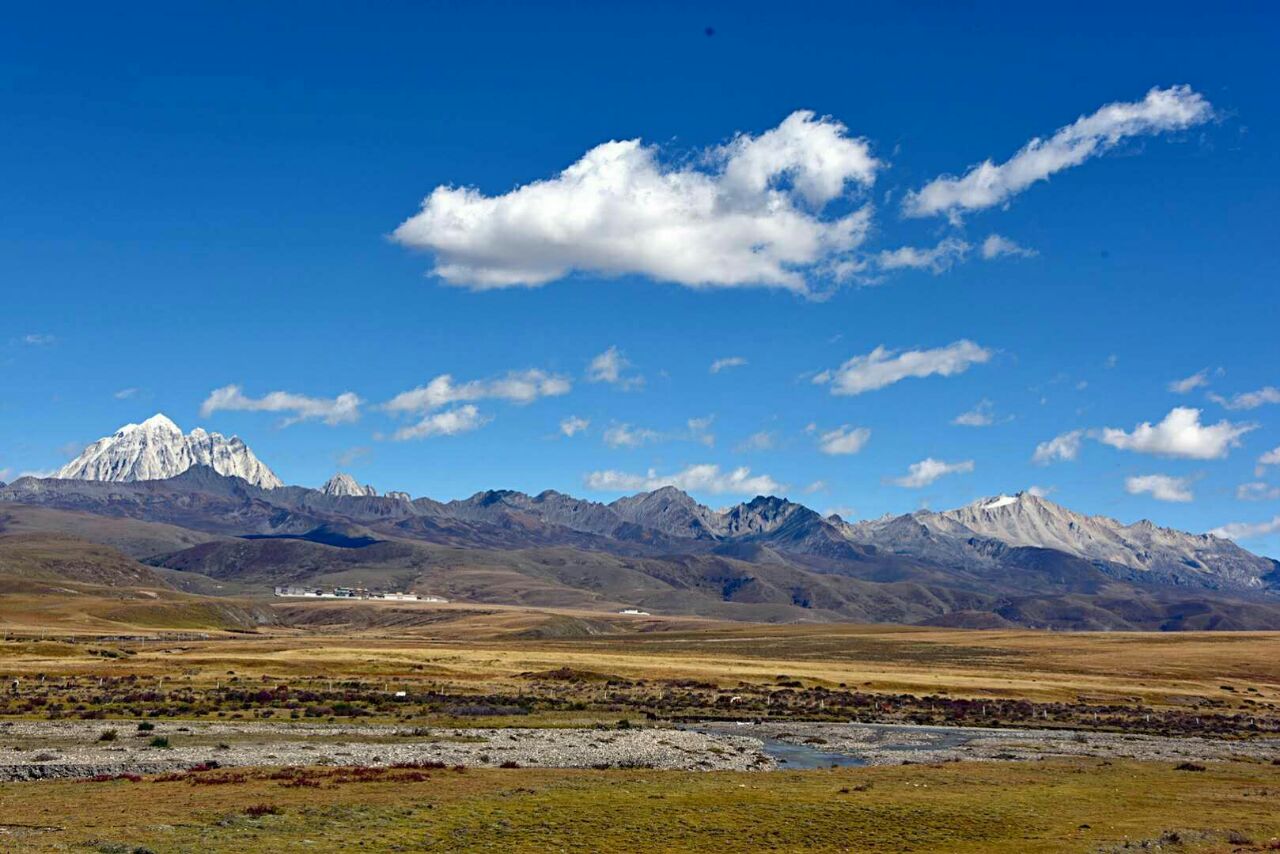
(2, 1, 1278, 555)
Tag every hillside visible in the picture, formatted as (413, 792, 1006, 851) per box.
(2, 466, 1278, 630)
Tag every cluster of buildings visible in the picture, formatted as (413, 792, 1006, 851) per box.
(272, 585, 448, 603)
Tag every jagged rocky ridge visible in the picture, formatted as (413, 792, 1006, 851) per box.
(6, 468, 1274, 595)
(320, 473, 378, 498)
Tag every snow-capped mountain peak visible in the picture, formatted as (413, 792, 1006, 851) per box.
(934, 490, 1272, 586)
(56, 414, 282, 489)
(320, 473, 378, 498)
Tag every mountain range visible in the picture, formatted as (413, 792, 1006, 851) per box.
(2, 415, 1277, 630)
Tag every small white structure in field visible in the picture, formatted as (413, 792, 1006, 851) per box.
(618, 608, 650, 616)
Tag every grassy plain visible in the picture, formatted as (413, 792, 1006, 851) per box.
(2, 759, 1278, 852)
(3, 600, 1279, 708)
(2, 601, 1279, 852)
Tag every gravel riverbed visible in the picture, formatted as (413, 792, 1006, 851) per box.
(3, 719, 1277, 781)
(698, 721, 1280, 767)
(0, 720, 772, 780)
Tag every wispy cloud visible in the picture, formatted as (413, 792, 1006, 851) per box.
(980, 234, 1037, 260)
(384, 370, 570, 413)
(709, 356, 748, 374)
(584, 464, 782, 496)
(1256, 446, 1280, 477)
(336, 446, 370, 467)
(1210, 515, 1280, 542)
(876, 237, 970, 273)
(889, 457, 974, 488)
(16, 333, 56, 346)
(814, 340, 991, 396)
(1032, 429, 1086, 464)
(1167, 369, 1212, 394)
(587, 346, 643, 389)
(1209, 386, 1280, 410)
(687, 416, 715, 447)
(1125, 473, 1193, 502)
(903, 85, 1212, 220)
(1236, 482, 1280, 502)
(113, 388, 140, 400)
(393, 111, 879, 294)
(735, 431, 776, 453)
(953, 399, 997, 427)
(559, 416, 590, 437)
(201, 385, 362, 426)
(602, 423, 661, 449)
(816, 425, 871, 455)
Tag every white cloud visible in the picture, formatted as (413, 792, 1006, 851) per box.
(814, 340, 991, 396)
(1209, 386, 1280, 410)
(391, 405, 488, 440)
(1236, 482, 1280, 502)
(1125, 474, 1193, 502)
(1032, 429, 1086, 464)
(113, 387, 139, 400)
(817, 425, 871, 455)
(19, 333, 55, 346)
(336, 446, 370, 467)
(584, 464, 783, 496)
(736, 431, 776, 453)
(710, 356, 748, 374)
(16, 468, 57, 479)
(200, 385, 362, 426)
(384, 370, 570, 414)
(1099, 406, 1255, 459)
(687, 416, 715, 447)
(890, 457, 974, 488)
(1027, 484, 1054, 498)
(1257, 446, 1280, 477)
(0, 467, 9, 482)
(559, 416, 590, 437)
(1167, 369, 1211, 394)
(980, 234, 1037, 260)
(587, 346, 643, 389)
(393, 111, 878, 294)
(1104, 354, 1119, 370)
(952, 399, 996, 427)
(903, 85, 1212, 220)
(876, 237, 970, 273)
(804, 480, 828, 494)
(826, 506, 857, 520)
(603, 423, 660, 449)
(1210, 515, 1280, 542)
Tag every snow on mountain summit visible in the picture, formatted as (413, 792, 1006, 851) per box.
(56, 414, 282, 489)
(320, 473, 378, 497)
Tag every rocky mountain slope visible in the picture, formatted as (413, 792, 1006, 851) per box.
(12, 424, 1277, 628)
(321, 473, 378, 498)
(56, 414, 282, 489)
(844, 492, 1275, 592)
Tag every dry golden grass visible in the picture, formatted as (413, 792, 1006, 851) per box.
(2, 602, 1278, 710)
(2, 759, 1277, 852)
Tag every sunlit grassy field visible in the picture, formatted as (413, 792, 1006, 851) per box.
(4, 604, 1279, 708)
(3, 604, 1279, 851)
(2, 759, 1277, 852)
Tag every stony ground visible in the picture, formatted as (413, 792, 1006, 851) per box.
(709, 720, 1280, 766)
(5, 718, 1280, 781)
(0, 719, 772, 779)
